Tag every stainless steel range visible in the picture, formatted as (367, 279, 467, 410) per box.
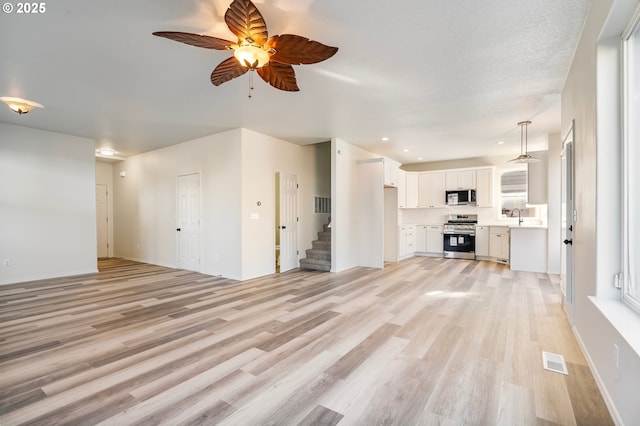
(443, 214, 477, 260)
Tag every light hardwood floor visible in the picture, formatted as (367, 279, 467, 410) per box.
(0, 257, 612, 425)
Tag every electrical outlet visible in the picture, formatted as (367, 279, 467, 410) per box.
(614, 344, 620, 369)
(3, 259, 10, 267)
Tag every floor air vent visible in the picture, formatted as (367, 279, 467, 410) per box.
(542, 351, 569, 375)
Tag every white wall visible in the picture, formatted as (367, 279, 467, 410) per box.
(240, 128, 319, 280)
(113, 129, 243, 279)
(562, 0, 640, 424)
(313, 142, 332, 230)
(113, 128, 321, 281)
(0, 123, 97, 284)
(384, 187, 399, 262)
(547, 133, 562, 274)
(331, 138, 378, 272)
(357, 159, 384, 268)
(95, 161, 114, 258)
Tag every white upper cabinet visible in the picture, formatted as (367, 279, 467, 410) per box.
(476, 167, 494, 207)
(527, 151, 548, 204)
(405, 172, 419, 208)
(418, 171, 446, 208)
(445, 170, 476, 190)
(383, 157, 401, 187)
(397, 169, 407, 208)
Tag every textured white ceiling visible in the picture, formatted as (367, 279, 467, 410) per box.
(0, 0, 591, 164)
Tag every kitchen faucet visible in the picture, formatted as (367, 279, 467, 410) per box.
(510, 208, 523, 226)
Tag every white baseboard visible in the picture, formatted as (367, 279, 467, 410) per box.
(571, 325, 624, 426)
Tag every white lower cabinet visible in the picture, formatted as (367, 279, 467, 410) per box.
(510, 227, 547, 272)
(475, 226, 489, 257)
(398, 225, 416, 259)
(416, 226, 427, 252)
(415, 225, 443, 256)
(426, 225, 444, 254)
(489, 226, 510, 264)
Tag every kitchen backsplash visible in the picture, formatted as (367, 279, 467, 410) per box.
(399, 206, 534, 225)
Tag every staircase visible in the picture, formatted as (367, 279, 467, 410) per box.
(299, 223, 331, 272)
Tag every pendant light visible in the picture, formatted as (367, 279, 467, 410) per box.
(509, 120, 540, 163)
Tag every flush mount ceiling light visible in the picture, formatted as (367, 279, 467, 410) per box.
(153, 0, 338, 97)
(509, 120, 540, 163)
(0, 96, 44, 115)
(96, 147, 117, 156)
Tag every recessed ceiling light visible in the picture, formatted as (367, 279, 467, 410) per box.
(497, 141, 504, 145)
(418, 157, 424, 160)
(403, 149, 409, 152)
(381, 137, 390, 141)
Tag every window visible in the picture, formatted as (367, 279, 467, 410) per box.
(622, 8, 640, 311)
(499, 169, 538, 220)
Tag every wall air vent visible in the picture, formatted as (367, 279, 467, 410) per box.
(314, 196, 331, 214)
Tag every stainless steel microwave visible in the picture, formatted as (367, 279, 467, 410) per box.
(445, 189, 476, 205)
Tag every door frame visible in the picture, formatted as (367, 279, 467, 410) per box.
(561, 120, 575, 324)
(96, 184, 109, 259)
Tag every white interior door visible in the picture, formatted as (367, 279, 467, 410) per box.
(96, 184, 109, 258)
(177, 173, 201, 272)
(561, 133, 574, 323)
(278, 173, 298, 273)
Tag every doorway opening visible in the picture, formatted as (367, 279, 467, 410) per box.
(96, 184, 109, 259)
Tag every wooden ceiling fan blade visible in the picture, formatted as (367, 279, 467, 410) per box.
(153, 31, 235, 50)
(257, 62, 299, 91)
(225, 0, 268, 46)
(211, 57, 249, 86)
(267, 34, 338, 65)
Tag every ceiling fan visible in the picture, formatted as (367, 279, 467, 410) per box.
(153, 0, 338, 96)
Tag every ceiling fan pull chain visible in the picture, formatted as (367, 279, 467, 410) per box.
(248, 70, 254, 98)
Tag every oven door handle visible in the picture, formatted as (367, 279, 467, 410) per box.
(443, 231, 475, 236)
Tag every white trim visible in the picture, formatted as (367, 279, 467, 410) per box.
(621, 6, 640, 312)
(571, 324, 623, 426)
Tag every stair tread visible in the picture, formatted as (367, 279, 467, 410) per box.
(300, 258, 330, 265)
(302, 222, 332, 271)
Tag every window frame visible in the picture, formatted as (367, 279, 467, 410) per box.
(622, 7, 640, 312)
(497, 167, 540, 222)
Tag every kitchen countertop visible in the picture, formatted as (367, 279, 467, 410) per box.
(401, 223, 548, 229)
(476, 223, 547, 229)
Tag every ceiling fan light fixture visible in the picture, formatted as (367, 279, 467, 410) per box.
(154, 0, 338, 94)
(509, 120, 540, 163)
(233, 44, 271, 69)
(1, 96, 44, 115)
